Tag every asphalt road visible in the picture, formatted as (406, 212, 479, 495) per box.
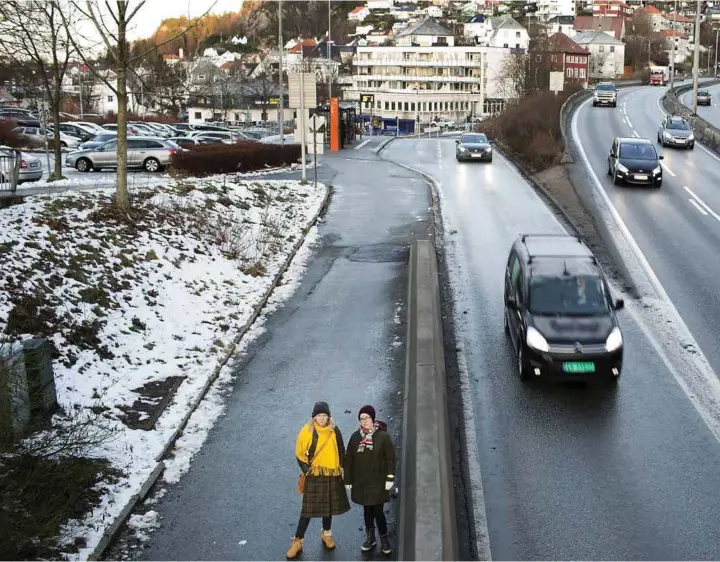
(679, 81, 720, 126)
(105, 146, 433, 560)
(383, 138, 720, 560)
(573, 85, 720, 379)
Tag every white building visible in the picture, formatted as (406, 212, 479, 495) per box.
(534, 0, 576, 20)
(367, 0, 392, 9)
(344, 21, 511, 123)
(485, 15, 530, 50)
(424, 5, 443, 17)
(572, 30, 625, 79)
(546, 15, 575, 36)
(188, 106, 295, 125)
(349, 6, 371, 21)
(464, 15, 488, 41)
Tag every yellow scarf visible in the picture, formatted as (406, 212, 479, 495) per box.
(295, 422, 342, 476)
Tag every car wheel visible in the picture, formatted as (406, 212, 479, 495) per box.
(607, 161, 613, 176)
(612, 102, 617, 108)
(75, 158, 91, 172)
(144, 157, 160, 172)
(655, 179, 662, 188)
(593, 101, 597, 107)
(517, 343, 529, 381)
(689, 143, 695, 150)
(503, 308, 509, 335)
(613, 167, 622, 186)
(60, 141, 67, 148)
(659, 137, 665, 147)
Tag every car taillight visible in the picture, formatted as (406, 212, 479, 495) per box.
(20, 159, 27, 169)
(168, 149, 176, 155)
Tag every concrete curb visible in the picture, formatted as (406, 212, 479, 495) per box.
(399, 240, 458, 561)
(86, 182, 332, 561)
(662, 80, 720, 153)
(373, 136, 397, 155)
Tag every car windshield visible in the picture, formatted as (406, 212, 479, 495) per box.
(620, 142, 656, 160)
(462, 134, 487, 143)
(699, 91, 709, 96)
(529, 275, 608, 316)
(667, 119, 690, 130)
(596, 84, 616, 91)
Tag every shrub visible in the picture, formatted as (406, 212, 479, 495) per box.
(477, 85, 582, 173)
(169, 141, 301, 176)
(0, 119, 22, 148)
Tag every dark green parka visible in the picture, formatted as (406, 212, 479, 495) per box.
(344, 421, 396, 506)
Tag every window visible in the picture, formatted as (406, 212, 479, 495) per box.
(197, 74, 206, 80)
(411, 102, 415, 111)
(580, 68, 586, 79)
(194, 112, 201, 119)
(108, 95, 114, 102)
(503, 43, 509, 48)
(599, 45, 605, 52)
(529, 275, 607, 315)
(567, 67, 572, 77)
(610, 46, 615, 53)
(574, 67, 579, 78)
(536, 54, 542, 62)
(551, 55, 557, 63)
(404, 102, 409, 111)
(516, 31, 521, 38)
(391, 101, 396, 110)
(385, 101, 389, 110)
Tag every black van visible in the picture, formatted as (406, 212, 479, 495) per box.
(504, 234, 625, 382)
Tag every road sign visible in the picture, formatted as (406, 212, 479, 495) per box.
(360, 93, 375, 105)
(288, 72, 317, 109)
(309, 114, 326, 133)
(550, 71, 564, 93)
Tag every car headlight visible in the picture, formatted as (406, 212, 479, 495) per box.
(485, 147, 492, 152)
(617, 163, 629, 173)
(688, 132, 695, 140)
(664, 131, 672, 139)
(605, 326, 623, 352)
(653, 165, 661, 174)
(458, 146, 467, 152)
(526, 326, 549, 353)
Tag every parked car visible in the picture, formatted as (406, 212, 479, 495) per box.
(697, 90, 712, 106)
(72, 121, 108, 134)
(102, 123, 140, 135)
(189, 130, 243, 143)
(657, 115, 695, 149)
(504, 233, 624, 382)
(12, 126, 80, 148)
(169, 136, 203, 149)
(50, 123, 94, 142)
(66, 137, 180, 172)
(0, 145, 43, 183)
(172, 123, 195, 133)
(607, 137, 663, 187)
(455, 132, 495, 162)
(78, 132, 118, 150)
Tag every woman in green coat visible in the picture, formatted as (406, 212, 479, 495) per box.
(344, 405, 397, 555)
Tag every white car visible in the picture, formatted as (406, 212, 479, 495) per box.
(0, 145, 43, 182)
(12, 126, 80, 148)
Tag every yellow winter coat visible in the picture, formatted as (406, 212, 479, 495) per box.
(295, 421, 345, 476)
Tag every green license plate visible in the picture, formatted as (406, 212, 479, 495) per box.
(563, 361, 595, 373)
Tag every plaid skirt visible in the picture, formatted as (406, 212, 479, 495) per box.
(301, 474, 351, 518)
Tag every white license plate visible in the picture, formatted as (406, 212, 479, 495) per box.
(471, 153, 483, 158)
(634, 174, 648, 181)
(30, 162, 40, 168)
(675, 139, 686, 144)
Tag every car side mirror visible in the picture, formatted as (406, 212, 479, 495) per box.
(658, 155, 664, 160)
(614, 298, 624, 310)
(489, 139, 496, 144)
(609, 150, 614, 157)
(507, 295, 517, 309)
(455, 139, 460, 145)
(97, 147, 105, 152)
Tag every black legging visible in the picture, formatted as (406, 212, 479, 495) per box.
(295, 516, 331, 539)
(363, 504, 388, 535)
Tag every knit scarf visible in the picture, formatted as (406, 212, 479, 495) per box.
(296, 422, 342, 476)
(357, 423, 378, 453)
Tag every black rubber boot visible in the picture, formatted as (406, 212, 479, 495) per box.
(380, 534, 392, 555)
(361, 528, 376, 552)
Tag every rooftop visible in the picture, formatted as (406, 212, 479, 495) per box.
(489, 15, 525, 31)
(545, 32, 590, 55)
(397, 18, 453, 37)
(573, 29, 625, 45)
(521, 234, 594, 261)
(349, 6, 367, 14)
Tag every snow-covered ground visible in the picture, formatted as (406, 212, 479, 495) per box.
(259, 133, 296, 144)
(0, 175, 327, 559)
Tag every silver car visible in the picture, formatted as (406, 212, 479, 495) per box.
(65, 137, 181, 173)
(78, 132, 118, 150)
(0, 145, 43, 182)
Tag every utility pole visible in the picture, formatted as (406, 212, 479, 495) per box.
(278, 0, 285, 146)
(715, 28, 720, 77)
(670, 0, 677, 88)
(692, 0, 702, 115)
(328, 0, 332, 100)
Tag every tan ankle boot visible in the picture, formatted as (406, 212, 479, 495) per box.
(286, 538, 303, 559)
(321, 530, 336, 549)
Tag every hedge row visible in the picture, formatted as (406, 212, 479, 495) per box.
(477, 85, 582, 173)
(170, 141, 301, 176)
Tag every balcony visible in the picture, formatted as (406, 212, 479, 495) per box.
(356, 58, 484, 68)
(356, 74, 483, 84)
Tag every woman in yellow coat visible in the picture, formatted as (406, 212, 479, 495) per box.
(287, 401, 350, 560)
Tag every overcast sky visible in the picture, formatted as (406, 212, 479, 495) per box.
(126, 0, 246, 40)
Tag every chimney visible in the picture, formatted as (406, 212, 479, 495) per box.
(179, 48, 184, 59)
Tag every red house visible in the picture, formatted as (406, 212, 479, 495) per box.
(531, 32, 591, 89)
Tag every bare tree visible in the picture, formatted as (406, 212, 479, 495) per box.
(495, 52, 529, 101)
(0, 1, 78, 181)
(246, 72, 278, 122)
(589, 51, 611, 78)
(59, 1, 216, 210)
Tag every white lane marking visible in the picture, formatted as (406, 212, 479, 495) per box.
(683, 185, 720, 223)
(656, 91, 720, 164)
(572, 96, 720, 449)
(662, 164, 676, 176)
(626, 116, 634, 128)
(633, 130, 640, 138)
(622, 118, 627, 124)
(355, 139, 371, 150)
(689, 198, 709, 215)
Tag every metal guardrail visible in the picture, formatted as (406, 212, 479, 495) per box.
(0, 149, 20, 196)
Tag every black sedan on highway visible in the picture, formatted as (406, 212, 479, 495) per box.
(455, 133, 494, 162)
(607, 137, 663, 187)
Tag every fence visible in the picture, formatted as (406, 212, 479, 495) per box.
(0, 149, 20, 196)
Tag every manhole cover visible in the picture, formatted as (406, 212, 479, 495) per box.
(348, 244, 408, 263)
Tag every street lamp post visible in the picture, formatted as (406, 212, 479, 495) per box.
(278, 0, 285, 146)
(670, 0, 677, 88)
(692, 0, 702, 115)
(715, 28, 720, 77)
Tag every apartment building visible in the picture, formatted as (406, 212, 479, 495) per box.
(344, 20, 510, 128)
(533, 0, 576, 20)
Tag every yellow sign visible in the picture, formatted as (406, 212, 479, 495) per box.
(361, 94, 375, 105)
